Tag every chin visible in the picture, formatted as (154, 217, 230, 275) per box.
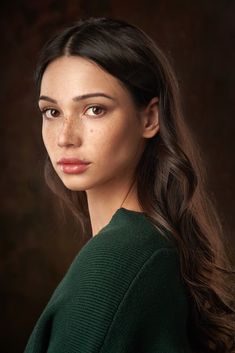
(59, 176, 93, 192)
(62, 181, 87, 191)
(58, 172, 116, 192)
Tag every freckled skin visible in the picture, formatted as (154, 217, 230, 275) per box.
(39, 56, 159, 205)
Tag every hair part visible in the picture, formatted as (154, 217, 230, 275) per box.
(36, 17, 235, 352)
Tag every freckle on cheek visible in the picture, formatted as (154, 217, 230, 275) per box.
(90, 129, 94, 133)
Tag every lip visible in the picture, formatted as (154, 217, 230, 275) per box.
(57, 158, 91, 165)
(57, 158, 91, 174)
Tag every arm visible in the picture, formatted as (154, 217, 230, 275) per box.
(99, 247, 192, 353)
(24, 232, 191, 353)
(46, 248, 191, 353)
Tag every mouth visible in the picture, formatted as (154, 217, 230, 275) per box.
(57, 158, 91, 174)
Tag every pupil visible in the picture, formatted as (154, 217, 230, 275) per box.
(93, 107, 101, 114)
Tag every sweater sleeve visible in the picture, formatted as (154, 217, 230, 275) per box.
(24, 244, 192, 353)
(99, 247, 192, 353)
(44, 247, 191, 353)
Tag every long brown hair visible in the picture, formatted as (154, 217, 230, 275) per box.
(36, 17, 235, 352)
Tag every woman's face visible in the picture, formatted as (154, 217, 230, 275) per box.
(39, 56, 147, 192)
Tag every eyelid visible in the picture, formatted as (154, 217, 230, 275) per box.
(39, 106, 57, 113)
(84, 104, 106, 116)
(39, 106, 61, 119)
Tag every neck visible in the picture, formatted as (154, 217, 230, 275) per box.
(86, 177, 143, 237)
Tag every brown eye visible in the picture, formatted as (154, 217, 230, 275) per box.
(42, 108, 60, 119)
(85, 105, 105, 117)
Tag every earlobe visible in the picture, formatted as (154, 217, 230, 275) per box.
(141, 97, 160, 139)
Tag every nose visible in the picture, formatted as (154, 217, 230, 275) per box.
(57, 116, 82, 147)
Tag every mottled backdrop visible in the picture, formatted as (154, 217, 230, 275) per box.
(1, 1, 235, 352)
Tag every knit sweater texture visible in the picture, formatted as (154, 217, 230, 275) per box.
(24, 207, 193, 353)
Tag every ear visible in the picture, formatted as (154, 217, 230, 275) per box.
(140, 96, 160, 138)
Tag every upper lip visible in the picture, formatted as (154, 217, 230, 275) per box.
(57, 158, 91, 165)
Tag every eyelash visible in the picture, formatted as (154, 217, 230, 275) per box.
(40, 105, 106, 120)
(40, 108, 60, 119)
(85, 105, 106, 117)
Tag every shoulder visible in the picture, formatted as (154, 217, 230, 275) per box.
(24, 210, 190, 353)
(64, 209, 178, 297)
(79, 208, 176, 260)
(57, 209, 177, 291)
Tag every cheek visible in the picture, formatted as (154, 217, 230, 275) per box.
(42, 124, 55, 156)
(93, 121, 140, 166)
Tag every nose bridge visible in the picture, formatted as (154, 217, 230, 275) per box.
(57, 114, 81, 146)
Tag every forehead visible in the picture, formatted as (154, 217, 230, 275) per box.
(40, 56, 129, 101)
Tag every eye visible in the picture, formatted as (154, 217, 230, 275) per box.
(85, 105, 105, 117)
(41, 108, 60, 119)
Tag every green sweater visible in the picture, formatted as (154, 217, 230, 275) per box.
(24, 207, 193, 353)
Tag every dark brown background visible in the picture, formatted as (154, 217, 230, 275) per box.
(1, 1, 234, 352)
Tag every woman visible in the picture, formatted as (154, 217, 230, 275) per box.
(24, 17, 235, 353)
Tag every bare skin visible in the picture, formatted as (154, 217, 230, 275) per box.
(39, 56, 159, 236)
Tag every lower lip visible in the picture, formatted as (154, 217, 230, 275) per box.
(58, 163, 90, 174)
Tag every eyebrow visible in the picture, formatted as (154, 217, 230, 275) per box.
(38, 92, 116, 103)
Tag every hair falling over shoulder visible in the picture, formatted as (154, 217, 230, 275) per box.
(36, 17, 235, 352)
